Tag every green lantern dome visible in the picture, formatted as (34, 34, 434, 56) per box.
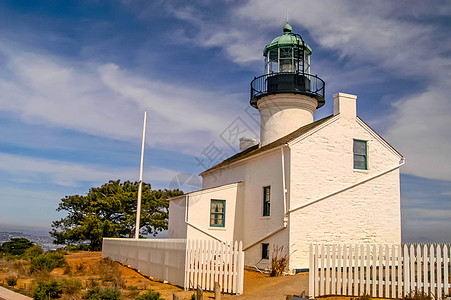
(250, 23, 325, 109)
(263, 23, 312, 56)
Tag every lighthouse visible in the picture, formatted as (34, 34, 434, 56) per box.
(250, 23, 325, 146)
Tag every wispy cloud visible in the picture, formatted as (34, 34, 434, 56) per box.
(157, 0, 451, 182)
(0, 153, 179, 187)
(0, 44, 243, 155)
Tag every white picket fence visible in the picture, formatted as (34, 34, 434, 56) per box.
(102, 238, 244, 294)
(309, 243, 451, 299)
(185, 239, 244, 294)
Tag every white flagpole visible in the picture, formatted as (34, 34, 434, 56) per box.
(135, 111, 147, 239)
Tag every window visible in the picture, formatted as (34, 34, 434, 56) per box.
(263, 186, 271, 216)
(262, 243, 269, 259)
(353, 139, 368, 170)
(210, 200, 225, 227)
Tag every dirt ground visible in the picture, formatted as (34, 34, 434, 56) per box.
(1, 251, 312, 299)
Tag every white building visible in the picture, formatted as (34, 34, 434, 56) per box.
(168, 24, 403, 272)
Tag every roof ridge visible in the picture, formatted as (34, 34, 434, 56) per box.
(200, 115, 334, 176)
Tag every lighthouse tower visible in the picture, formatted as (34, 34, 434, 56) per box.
(250, 23, 325, 146)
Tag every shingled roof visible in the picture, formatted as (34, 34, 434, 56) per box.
(200, 115, 335, 175)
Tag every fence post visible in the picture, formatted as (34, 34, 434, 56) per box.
(214, 282, 221, 300)
(343, 245, 348, 296)
(309, 244, 314, 298)
(437, 244, 442, 300)
(430, 244, 435, 297)
(196, 285, 203, 300)
(444, 245, 449, 297)
(423, 244, 428, 295)
(325, 245, 330, 295)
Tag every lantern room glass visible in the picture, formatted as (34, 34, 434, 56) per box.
(265, 47, 311, 75)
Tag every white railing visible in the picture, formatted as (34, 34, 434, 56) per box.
(102, 238, 244, 295)
(309, 243, 451, 299)
(185, 239, 244, 294)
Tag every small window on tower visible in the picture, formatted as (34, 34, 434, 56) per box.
(353, 139, 368, 170)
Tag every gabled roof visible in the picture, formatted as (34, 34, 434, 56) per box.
(200, 115, 335, 176)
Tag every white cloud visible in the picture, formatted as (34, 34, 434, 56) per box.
(384, 84, 451, 181)
(0, 153, 179, 187)
(168, 0, 451, 182)
(0, 45, 243, 155)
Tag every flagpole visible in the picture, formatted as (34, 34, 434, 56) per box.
(135, 111, 147, 239)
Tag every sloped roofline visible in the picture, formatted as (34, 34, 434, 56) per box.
(355, 117, 403, 159)
(200, 115, 336, 176)
(200, 114, 404, 176)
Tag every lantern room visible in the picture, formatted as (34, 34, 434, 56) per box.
(264, 23, 311, 74)
(250, 23, 325, 109)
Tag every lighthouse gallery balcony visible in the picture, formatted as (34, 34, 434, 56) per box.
(250, 72, 325, 108)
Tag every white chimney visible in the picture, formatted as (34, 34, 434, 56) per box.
(333, 92, 357, 119)
(239, 137, 257, 152)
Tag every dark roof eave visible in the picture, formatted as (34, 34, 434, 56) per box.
(200, 115, 335, 176)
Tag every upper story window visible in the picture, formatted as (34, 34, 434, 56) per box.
(210, 199, 225, 227)
(263, 186, 271, 216)
(353, 139, 368, 170)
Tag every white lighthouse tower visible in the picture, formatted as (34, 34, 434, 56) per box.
(250, 23, 325, 145)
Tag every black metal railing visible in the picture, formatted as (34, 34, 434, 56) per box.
(250, 72, 325, 108)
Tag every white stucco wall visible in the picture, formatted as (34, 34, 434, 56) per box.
(202, 149, 290, 270)
(168, 182, 244, 243)
(180, 92, 402, 272)
(168, 195, 188, 239)
(287, 116, 402, 269)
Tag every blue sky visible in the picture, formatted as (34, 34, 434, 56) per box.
(0, 0, 450, 243)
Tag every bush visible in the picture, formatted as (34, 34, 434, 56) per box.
(83, 287, 121, 300)
(270, 245, 288, 277)
(96, 258, 124, 288)
(75, 263, 86, 275)
(61, 278, 83, 296)
(63, 265, 72, 275)
(135, 290, 164, 300)
(403, 291, 433, 300)
(33, 280, 63, 300)
(12, 260, 29, 277)
(29, 250, 67, 274)
(5, 275, 18, 286)
(24, 245, 44, 260)
(126, 286, 139, 298)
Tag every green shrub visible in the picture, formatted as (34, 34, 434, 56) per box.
(24, 245, 44, 260)
(61, 278, 83, 296)
(33, 280, 63, 300)
(29, 251, 67, 274)
(135, 290, 164, 300)
(83, 287, 121, 300)
(5, 275, 18, 286)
